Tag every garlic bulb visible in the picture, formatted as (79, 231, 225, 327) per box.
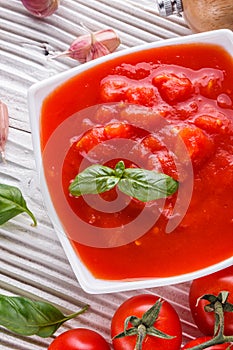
(21, 0, 59, 18)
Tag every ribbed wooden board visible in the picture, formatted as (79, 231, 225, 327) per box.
(0, 0, 201, 348)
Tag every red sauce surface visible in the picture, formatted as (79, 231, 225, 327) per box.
(41, 43, 233, 280)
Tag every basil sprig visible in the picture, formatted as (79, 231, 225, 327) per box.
(0, 183, 37, 226)
(0, 294, 89, 337)
(69, 160, 178, 202)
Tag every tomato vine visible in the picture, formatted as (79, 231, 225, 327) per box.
(185, 291, 233, 350)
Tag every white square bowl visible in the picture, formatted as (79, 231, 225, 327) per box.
(28, 29, 233, 294)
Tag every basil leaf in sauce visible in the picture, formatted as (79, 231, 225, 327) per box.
(0, 183, 37, 226)
(69, 163, 120, 196)
(69, 160, 178, 201)
(0, 294, 89, 337)
(118, 167, 178, 202)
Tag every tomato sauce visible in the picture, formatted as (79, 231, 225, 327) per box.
(41, 43, 233, 280)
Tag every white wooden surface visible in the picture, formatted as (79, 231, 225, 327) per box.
(0, 1, 203, 348)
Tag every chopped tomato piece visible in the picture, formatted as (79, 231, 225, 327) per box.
(76, 126, 106, 153)
(200, 78, 222, 99)
(104, 122, 134, 139)
(147, 151, 178, 180)
(141, 135, 164, 152)
(125, 84, 157, 107)
(114, 62, 153, 80)
(174, 101, 198, 120)
(194, 114, 229, 134)
(159, 151, 178, 180)
(76, 122, 143, 155)
(120, 105, 167, 129)
(176, 126, 214, 167)
(197, 74, 223, 99)
(152, 73, 194, 104)
(100, 76, 128, 102)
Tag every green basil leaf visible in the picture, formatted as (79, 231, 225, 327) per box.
(115, 160, 125, 178)
(0, 183, 37, 226)
(69, 161, 178, 202)
(69, 164, 119, 196)
(118, 167, 178, 202)
(0, 295, 89, 337)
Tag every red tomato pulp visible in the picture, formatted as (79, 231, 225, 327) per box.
(41, 43, 233, 280)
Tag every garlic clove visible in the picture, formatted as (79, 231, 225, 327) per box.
(93, 29, 121, 53)
(0, 100, 9, 163)
(21, 0, 59, 18)
(53, 28, 121, 63)
(68, 35, 94, 63)
(86, 33, 111, 62)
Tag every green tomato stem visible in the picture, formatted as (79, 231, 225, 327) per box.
(186, 294, 233, 350)
(215, 300, 225, 337)
(186, 336, 233, 350)
(134, 324, 147, 350)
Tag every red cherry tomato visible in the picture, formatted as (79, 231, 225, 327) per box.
(48, 328, 110, 350)
(182, 336, 232, 349)
(111, 294, 182, 350)
(189, 266, 233, 336)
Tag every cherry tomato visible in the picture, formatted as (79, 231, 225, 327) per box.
(48, 328, 110, 350)
(182, 336, 232, 349)
(189, 266, 233, 336)
(111, 294, 182, 350)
